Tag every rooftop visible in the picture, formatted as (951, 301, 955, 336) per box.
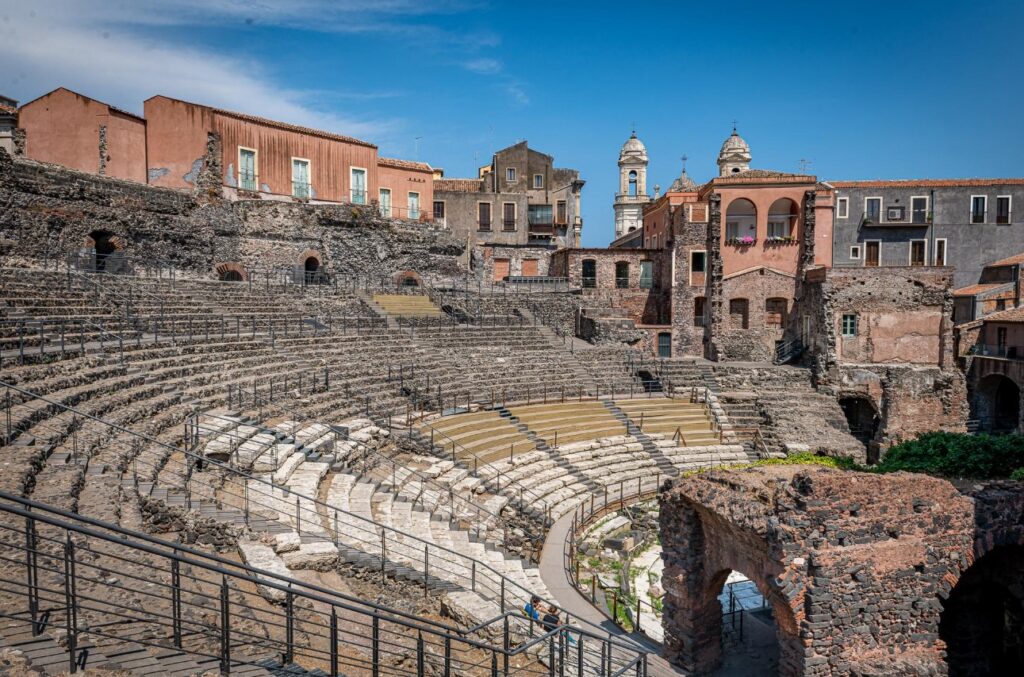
(147, 94, 377, 149)
(831, 178, 1024, 189)
(952, 282, 1014, 297)
(435, 178, 483, 192)
(983, 252, 1024, 268)
(377, 157, 432, 172)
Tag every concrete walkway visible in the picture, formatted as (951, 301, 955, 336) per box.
(539, 508, 777, 677)
(538, 510, 685, 677)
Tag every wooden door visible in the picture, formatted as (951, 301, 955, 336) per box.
(521, 259, 539, 277)
(493, 258, 510, 282)
(865, 241, 880, 267)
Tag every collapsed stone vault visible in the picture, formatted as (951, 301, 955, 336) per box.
(658, 466, 1024, 676)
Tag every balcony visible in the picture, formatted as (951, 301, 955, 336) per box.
(970, 344, 1022, 360)
(238, 171, 258, 192)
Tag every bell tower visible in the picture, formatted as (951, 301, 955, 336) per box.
(614, 131, 651, 239)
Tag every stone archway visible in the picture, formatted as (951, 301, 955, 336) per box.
(393, 270, 422, 289)
(214, 261, 248, 282)
(972, 373, 1020, 433)
(940, 545, 1024, 676)
(85, 230, 126, 273)
(299, 249, 324, 285)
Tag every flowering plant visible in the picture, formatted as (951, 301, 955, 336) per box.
(739, 235, 755, 245)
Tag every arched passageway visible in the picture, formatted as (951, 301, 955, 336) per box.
(220, 270, 243, 282)
(839, 396, 880, 447)
(940, 545, 1024, 676)
(972, 374, 1020, 433)
(715, 570, 779, 674)
(303, 256, 322, 284)
(89, 230, 118, 272)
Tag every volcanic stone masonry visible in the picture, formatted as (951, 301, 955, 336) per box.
(658, 465, 1024, 676)
(0, 148, 465, 281)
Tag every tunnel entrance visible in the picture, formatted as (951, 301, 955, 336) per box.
(940, 545, 1024, 676)
(972, 374, 1020, 433)
(839, 395, 880, 447)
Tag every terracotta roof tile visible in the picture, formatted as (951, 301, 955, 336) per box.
(980, 306, 1024, 324)
(153, 95, 376, 148)
(435, 178, 483, 192)
(984, 252, 1024, 268)
(0, 102, 18, 115)
(952, 283, 1014, 297)
(831, 178, 1024, 188)
(377, 157, 432, 172)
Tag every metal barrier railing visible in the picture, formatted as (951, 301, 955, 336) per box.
(0, 380, 648, 672)
(0, 490, 648, 676)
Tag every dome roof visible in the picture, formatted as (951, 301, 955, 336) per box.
(719, 129, 751, 160)
(619, 132, 648, 162)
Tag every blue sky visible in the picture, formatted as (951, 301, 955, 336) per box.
(1, 0, 1022, 246)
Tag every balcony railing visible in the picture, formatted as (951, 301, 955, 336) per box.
(970, 344, 1022, 360)
(350, 188, 367, 205)
(292, 181, 311, 199)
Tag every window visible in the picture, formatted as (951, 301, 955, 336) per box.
(238, 147, 257, 191)
(615, 262, 630, 288)
(528, 205, 553, 225)
(433, 201, 445, 220)
(533, 174, 543, 189)
(836, 197, 849, 219)
(652, 234, 658, 249)
(581, 259, 597, 288)
(997, 299, 1007, 312)
(502, 203, 516, 230)
(729, 299, 749, 329)
(911, 196, 929, 224)
(850, 245, 861, 260)
(291, 158, 310, 199)
(556, 201, 567, 224)
(350, 167, 367, 204)
(628, 170, 638, 197)
(408, 192, 420, 220)
(996, 196, 1012, 225)
(478, 203, 492, 230)
(886, 205, 905, 222)
(506, 167, 516, 182)
(639, 261, 653, 289)
(934, 239, 947, 266)
(657, 333, 672, 358)
(768, 219, 790, 238)
(910, 239, 927, 266)
(841, 314, 858, 337)
(693, 297, 706, 326)
(379, 188, 392, 217)
(864, 241, 880, 267)
(725, 222, 739, 240)
(765, 298, 787, 328)
(997, 326, 1008, 350)
(690, 251, 707, 273)
(865, 197, 881, 222)
(971, 195, 987, 224)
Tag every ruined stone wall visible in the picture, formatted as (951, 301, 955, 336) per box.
(0, 152, 465, 280)
(659, 466, 1024, 677)
(669, 202, 711, 358)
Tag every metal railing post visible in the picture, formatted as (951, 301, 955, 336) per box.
(220, 575, 231, 675)
(63, 534, 78, 674)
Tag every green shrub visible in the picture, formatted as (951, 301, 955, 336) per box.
(877, 432, 1024, 479)
(1011, 467, 1024, 481)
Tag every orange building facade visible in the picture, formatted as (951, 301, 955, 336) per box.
(18, 88, 147, 183)
(11, 88, 433, 217)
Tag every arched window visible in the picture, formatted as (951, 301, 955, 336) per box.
(582, 259, 597, 288)
(729, 298, 749, 329)
(765, 298, 788, 327)
(767, 198, 799, 240)
(628, 170, 638, 197)
(725, 199, 757, 242)
(615, 261, 630, 288)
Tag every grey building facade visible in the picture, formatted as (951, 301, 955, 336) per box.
(433, 141, 584, 256)
(830, 179, 1024, 287)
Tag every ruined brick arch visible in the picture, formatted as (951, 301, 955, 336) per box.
(83, 231, 126, 252)
(214, 261, 248, 282)
(393, 270, 422, 288)
(298, 249, 324, 271)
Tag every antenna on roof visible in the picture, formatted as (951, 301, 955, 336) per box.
(681, 154, 688, 172)
(798, 158, 813, 173)
(414, 136, 423, 161)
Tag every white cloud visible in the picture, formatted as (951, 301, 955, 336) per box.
(0, 0, 407, 139)
(462, 58, 503, 74)
(503, 82, 530, 106)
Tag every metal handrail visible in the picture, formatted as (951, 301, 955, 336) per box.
(0, 490, 648, 676)
(0, 380, 640, 657)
